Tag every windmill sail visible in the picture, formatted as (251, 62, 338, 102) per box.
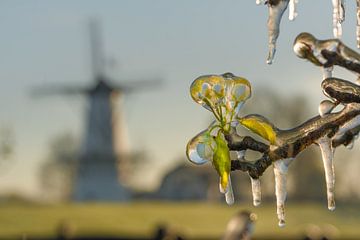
(32, 19, 161, 201)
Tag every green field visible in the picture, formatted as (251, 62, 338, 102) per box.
(0, 201, 359, 239)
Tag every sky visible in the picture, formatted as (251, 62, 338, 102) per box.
(0, 0, 359, 198)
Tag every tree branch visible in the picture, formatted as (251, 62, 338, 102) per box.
(228, 105, 360, 178)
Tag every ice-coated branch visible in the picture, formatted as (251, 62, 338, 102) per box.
(229, 103, 360, 177)
(187, 73, 360, 227)
(293, 32, 360, 82)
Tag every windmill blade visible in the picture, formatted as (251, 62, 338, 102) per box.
(112, 78, 163, 93)
(29, 85, 89, 98)
(89, 18, 105, 80)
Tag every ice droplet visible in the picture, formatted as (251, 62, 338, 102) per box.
(332, 0, 343, 38)
(186, 130, 213, 165)
(346, 139, 354, 150)
(319, 100, 336, 117)
(273, 158, 293, 227)
(250, 176, 261, 206)
(317, 137, 336, 211)
(225, 175, 234, 205)
(289, 0, 298, 21)
(266, 0, 289, 64)
(355, 133, 359, 140)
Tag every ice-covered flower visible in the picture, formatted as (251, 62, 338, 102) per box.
(187, 73, 252, 204)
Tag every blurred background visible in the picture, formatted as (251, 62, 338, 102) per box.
(0, 0, 360, 239)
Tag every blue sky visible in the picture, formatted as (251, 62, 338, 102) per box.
(0, 1, 359, 197)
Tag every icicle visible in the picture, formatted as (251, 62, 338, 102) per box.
(357, 0, 360, 48)
(322, 67, 333, 80)
(266, 0, 289, 64)
(273, 158, 292, 227)
(319, 100, 336, 117)
(288, 0, 298, 21)
(225, 175, 234, 205)
(339, 0, 345, 23)
(332, 0, 343, 38)
(317, 137, 336, 211)
(250, 176, 261, 206)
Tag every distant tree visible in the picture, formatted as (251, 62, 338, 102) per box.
(0, 126, 16, 175)
(0, 127, 15, 162)
(40, 132, 79, 202)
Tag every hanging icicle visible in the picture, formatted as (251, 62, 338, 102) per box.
(225, 175, 235, 205)
(273, 158, 293, 227)
(317, 137, 336, 211)
(255, 0, 360, 64)
(288, 0, 298, 21)
(250, 176, 261, 206)
(332, 0, 345, 38)
(265, 0, 290, 64)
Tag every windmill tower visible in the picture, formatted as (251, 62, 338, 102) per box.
(34, 19, 159, 201)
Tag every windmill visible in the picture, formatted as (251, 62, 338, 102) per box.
(33, 19, 160, 201)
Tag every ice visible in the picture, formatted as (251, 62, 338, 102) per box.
(357, 0, 360, 48)
(322, 67, 333, 80)
(236, 150, 245, 160)
(289, 0, 298, 21)
(225, 175, 234, 205)
(250, 176, 261, 206)
(318, 100, 336, 117)
(356, 76, 360, 85)
(340, 0, 345, 23)
(186, 130, 213, 165)
(317, 137, 336, 211)
(273, 158, 293, 227)
(346, 139, 354, 150)
(332, 0, 343, 38)
(266, 0, 289, 64)
(334, 115, 360, 141)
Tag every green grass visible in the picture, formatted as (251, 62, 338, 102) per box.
(0, 201, 359, 239)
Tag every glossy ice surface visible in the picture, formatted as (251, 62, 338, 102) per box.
(187, 69, 360, 226)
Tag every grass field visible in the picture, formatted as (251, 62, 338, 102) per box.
(0, 201, 359, 239)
